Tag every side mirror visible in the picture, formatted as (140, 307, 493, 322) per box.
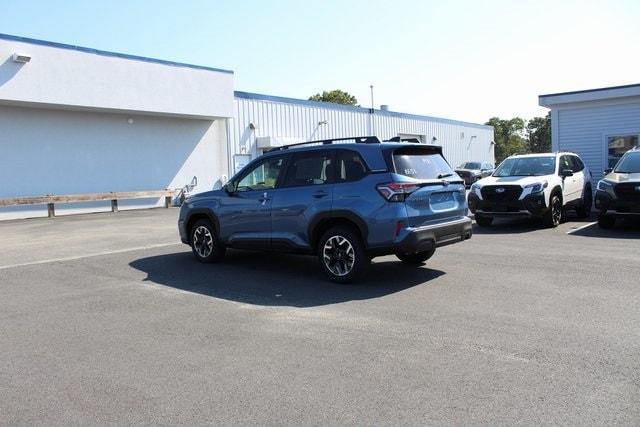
(604, 168, 613, 174)
(223, 182, 236, 194)
(560, 169, 574, 178)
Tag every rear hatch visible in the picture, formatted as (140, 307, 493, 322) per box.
(381, 145, 467, 227)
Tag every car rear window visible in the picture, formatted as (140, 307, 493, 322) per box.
(391, 147, 456, 180)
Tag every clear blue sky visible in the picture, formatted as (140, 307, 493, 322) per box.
(1, 0, 639, 123)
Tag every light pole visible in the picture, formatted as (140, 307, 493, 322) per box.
(369, 85, 374, 110)
(369, 85, 375, 135)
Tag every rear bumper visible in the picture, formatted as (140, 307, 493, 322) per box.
(595, 190, 640, 216)
(468, 192, 547, 217)
(395, 216, 472, 254)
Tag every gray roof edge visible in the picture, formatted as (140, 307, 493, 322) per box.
(0, 33, 234, 74)
(539, 83, 640, 106)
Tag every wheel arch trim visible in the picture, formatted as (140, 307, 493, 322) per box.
(185, 208, 220, 241)
(308, 211, 369, 249)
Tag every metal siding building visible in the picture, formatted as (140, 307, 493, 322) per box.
(539, 84, 640, 182)
(231, 92, 494, 173)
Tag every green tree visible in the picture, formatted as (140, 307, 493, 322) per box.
(485, 117, 527, 162)
(309, 90, 358, 106)
(526, 112, 551, 153)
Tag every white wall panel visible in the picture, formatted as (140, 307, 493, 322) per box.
(0, 35, 234, 119)
(0, 105, 228, 220)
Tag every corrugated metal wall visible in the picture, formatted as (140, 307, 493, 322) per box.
(556, 101, 640, 181)
(231, 93, 494, 171)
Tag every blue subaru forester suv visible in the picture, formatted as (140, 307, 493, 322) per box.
(178, 136, 472, 283)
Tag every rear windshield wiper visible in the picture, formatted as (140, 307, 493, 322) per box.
(437, 173, 454, 179)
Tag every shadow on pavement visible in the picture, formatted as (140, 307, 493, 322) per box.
(129, 250, 444, 308)
(569, 220, 640, 239)
(471, 217, 543, 234)
(471, 211, 595, 235)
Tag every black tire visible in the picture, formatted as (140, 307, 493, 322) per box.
(544, 194, 563, 228)
(190, 219, 225, 263)
(395, 247, 436, 265)
(597, 214, 615, 229)
(318, 226, 369, 284)
(576, 187, 592, 218)
(475, 214, 493, 227)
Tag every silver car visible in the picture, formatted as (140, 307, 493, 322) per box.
(455, 161, 494, 187)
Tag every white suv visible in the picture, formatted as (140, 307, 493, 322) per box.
(467, 152, 592, 227)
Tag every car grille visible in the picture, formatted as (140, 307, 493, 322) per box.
(481, 185, 522, 202)
(614, 182, 640, 202)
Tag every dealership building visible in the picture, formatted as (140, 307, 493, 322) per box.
(0, 33, 494, 220)
(539, 83, 640, 182)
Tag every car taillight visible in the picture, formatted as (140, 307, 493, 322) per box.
(376, 182, 419, 202)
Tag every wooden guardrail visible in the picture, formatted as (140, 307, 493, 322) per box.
(0, 190, 175, 218)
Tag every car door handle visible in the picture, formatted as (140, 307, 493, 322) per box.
(312, 191, 328, 198)
(259, 192, 269, 205)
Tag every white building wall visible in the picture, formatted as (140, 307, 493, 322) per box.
(552, 98, 640, 182)
(0, 35, 234, 119)
(230, 93, 494, 173)
(0, 105, 228, 220)
(0, 34, 234, 221)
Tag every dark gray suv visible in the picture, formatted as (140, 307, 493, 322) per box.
(178, 136, 472, 283)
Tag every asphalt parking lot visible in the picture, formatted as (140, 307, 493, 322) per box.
(1, 208, 639, 425)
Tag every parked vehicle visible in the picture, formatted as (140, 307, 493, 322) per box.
(178, 136, 472, 283)
(468, 152, 592, 228)
(595, 147, 640, 228)
(455, 161, 494, 186)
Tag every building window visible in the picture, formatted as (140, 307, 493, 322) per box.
(398, 133, 425, 144)
(608, 135, 639, 168)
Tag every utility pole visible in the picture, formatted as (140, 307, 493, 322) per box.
(369, 84, 375, 135)
(369, 85, 374, 110)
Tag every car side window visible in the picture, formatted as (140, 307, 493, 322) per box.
(571, 156, 584, 172)
(559, 155, 573, 174)
(336, 150, 368, 182)
(236, 157, 286, 192)
(282, 150, 334, 188)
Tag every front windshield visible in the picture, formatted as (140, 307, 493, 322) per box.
(459, 162, 481, 169)
(614, 151, 640, 173)
(493, 156, 556, 177)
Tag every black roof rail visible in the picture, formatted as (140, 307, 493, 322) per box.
(272, 136, 381, 151)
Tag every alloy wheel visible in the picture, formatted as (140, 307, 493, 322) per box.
(552, 198, 562, 225)
(322, 235, 355, 277)
(193, 225, 214, 258)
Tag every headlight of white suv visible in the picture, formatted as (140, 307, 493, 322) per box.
(524, 181, 548, 193)
(470, 182, 482, 198)
(597, 180, 613, 191)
